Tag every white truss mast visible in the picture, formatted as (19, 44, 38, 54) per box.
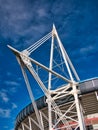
(8, 25, 86, 130)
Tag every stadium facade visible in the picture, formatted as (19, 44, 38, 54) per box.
(8, 25, 98, 130)
(15, 78, 98, 130)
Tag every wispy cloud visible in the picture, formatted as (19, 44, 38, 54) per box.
(37, 8, 47, 18)
(12, 103, 17, 109)
(0, 108, 10, 118)
(0, 90, 9, 103)
(10, 87, 17, 93)
(0, 0, 98, 130)
(4, 80, 20, 86)
(0, 0, 51, 49)
(80, 45, 95, 54)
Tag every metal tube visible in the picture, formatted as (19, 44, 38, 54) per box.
(8, 45, 72, 83)
(54, 26, 74, 81)
(27, 32, 52, 51)
(18, 60, 43, 130)
(48, 26, 54, 130)
(73, 84, 86, 130)
(28, 33, 52, 54)
(61, 44, 80, 81)
(28, 117, 32, 130)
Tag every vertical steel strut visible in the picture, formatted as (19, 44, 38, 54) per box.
(8, 24, 86, 130)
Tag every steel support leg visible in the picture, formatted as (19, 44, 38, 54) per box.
(73, 84, 86, 130)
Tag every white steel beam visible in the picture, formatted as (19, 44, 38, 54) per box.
(22, 123, 29, 130)
(8, 25, 86, 130)
(48, 24, 54, 90)
(48, 25, 54, 130)
(61, 44, 80, 81)
(28, 117, 32, 130)
(29, 116, 43, 129)
(26, 65, 49, 97)
(53, 25, 74, 81)
(72, 83, 86, 130)
(16, 56, 43, 130)
(39, 111, 44, 130)
(52, 83, 71, 92)
(8, 45, 73, 84)
(39, 110, 49, 122)
(27, 32, 52, 54)
(53, 25, 80, 81)
(22, 123, 25, 130)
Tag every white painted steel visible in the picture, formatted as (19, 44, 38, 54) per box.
(53, 25, 74, 81)
(8, 25, 86, 130)
(48, 25, 54, 130)
(18, 60, 44, 130)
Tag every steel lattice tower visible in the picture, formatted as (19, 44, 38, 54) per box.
(8, 25, 86, 130)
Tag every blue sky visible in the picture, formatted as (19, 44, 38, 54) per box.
(0, 0, 98, 130)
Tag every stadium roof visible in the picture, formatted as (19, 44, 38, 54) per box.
(15, 78, 98, 130)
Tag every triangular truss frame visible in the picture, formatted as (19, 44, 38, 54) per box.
(8, 25, 86, 130)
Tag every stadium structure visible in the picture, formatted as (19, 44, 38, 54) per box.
(8, 25, 98, 130)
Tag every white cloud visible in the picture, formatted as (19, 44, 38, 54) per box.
(80, 45, 94, 54)
(0, 0, 51, 49)
(4, 80, 20, 86)
(0, 108, 10, 118)
(10, 87, 17, 93)
(12, 103, 17, 109)
(4, 81, 20, 94)
(0, 91, 9, 103)
(37, 8, 47, 17)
